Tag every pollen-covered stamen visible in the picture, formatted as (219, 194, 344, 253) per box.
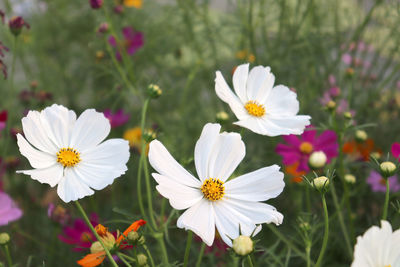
(244, 101, 265, 117)
(299, 142, 313, 154)
(201, 178, 225, 201)
(57, 147, 81, 167)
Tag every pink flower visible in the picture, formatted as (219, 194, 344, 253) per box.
(48, 203, 70, 225)
(0, 191, 23, 226)
(0, 110, 7, 132)
(328, 75, 336, 86)
(89, 0, 103, 9)
(391, 142, 400, 161)
(103, 109, 130, 128)
(58, 213, 98, 251)
(108, 27, 144, 61)
(342, 53, 352, 65)
(367, 170, 400, 193)
(276, 126, 338, 172)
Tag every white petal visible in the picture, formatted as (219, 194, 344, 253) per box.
(17, 134, 56, 169)
(57, 168, 94, 203)
(225, 165, 285, 201)
(177, 200, 215, 246)
(215, 71, 248, 120)
(148, 140, 201, 188)
(70, 109, 111, 151)
(153, 173, 203, 210)
(81, 139, 130, 170)
(232, 63, 249, 103)
(17, 163, 63, 187)
(266, 115, 311, 135)
(265, 85, 299, 116)
(224, 198, 283, 225)
(40, 104, 76, 148)
(21, 111, 58, 154)
(233, 117, 266, 135)
(194, 123, 221, 182)
(207, 132, 245, 182)
(246, 66, 275, 104)
(72, 163, 122, 191)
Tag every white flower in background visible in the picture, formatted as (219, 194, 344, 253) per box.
(352, 220, 400, 267)
(215, 63, 311, 136)
(16, 104, 130, 203)
(149, 123, 285, 246)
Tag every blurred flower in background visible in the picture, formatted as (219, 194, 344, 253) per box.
(108, 27, 144, 61)
(391, 142, 400, 161)
(123, 0, 142, 8)
(366, 170, 400, 193)
(8, 16, 30, 36)
(0, 191, 23, 226)
(47, 203, 70, 225)
(103, 109, 130, 128)
(343, 138, 381, 161)
(0, 110, 7, 132)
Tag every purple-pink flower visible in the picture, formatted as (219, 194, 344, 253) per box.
(367, 170, 400, 193)
(103, 109, 130, 128)
(48, 203, 70, 225)
(276, 125, 338, 172)
(108, 27, 144, 61)
(391, 142, 400, 161)
(0, 191, 23, 226)
(58, 213, 98, 251)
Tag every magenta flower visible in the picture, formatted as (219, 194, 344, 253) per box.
(367, 170, 400, 193)
(391, 143, 400, 161)
(0, 191, 23, 226)
(0, 110, 7, 132)
(89, 0, 103, 9)
(58, 213, 98, 251)
(103, 109, 130, 128)
(108, 27, 144, 61)
(276, 125, 338, 172)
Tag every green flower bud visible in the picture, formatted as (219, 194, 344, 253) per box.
(0, 233, 10, 245)
(380, 161, 397, 177)
(137, 253, 148, 266)
(312, 176, 330, 192)
(232, 235, 253, 256)
(147, 84, 162, 99)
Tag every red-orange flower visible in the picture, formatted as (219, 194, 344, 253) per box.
(285, 162, 306, 183)
(77, 219, 146, 267)
(342, 138, 381, 161)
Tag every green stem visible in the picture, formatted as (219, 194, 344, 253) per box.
(306, 245, 311, 267)
(74, 201, 118, 267)
(144, 244, 156, 267)
(315, 194, 329, 267)
(4, 245, 12, 267)
(9, 36, 17, 101)
(246, 255, 254, 267)
(137, 149, 149, 229)
(195, 242, 206, 267)
(382, 178, 390, 220)
(183, 231, 193, 267)
(116, 252, 133, 267)
(153, 232, 169, 265)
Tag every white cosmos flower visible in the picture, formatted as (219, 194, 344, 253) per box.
(148, 123, 285, 246)
(215, 63, 311, 136)
(16, 104, 130, 203)
(352, 220, 400, 267)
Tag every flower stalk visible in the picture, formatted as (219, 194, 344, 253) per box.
(183, 230, 193, 267)
(315, 194, 329, 267)
(382, 178, 390, 220)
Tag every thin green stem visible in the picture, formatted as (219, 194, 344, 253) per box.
(116, 252, 133, 267)
(74, 201, 118, 267)
(315, 194, 329, 267)
(9, 36, 17, 102)
(382, 179, 390, 220)
(246, 255, 254, 267)
(306, 245, 311, 267)
(153, 232, 169, 265)
(183, 231, 193, 267)
(4, 245, 12, 267)
(143, 244, 155, 267)
(137, 150, 150, 229)
(195, 242, 206, 267)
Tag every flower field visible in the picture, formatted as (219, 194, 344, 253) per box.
(0, 0, 400, 266)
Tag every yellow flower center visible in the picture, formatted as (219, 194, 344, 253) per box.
(57, 147, 81, 167)
(201, 178, 225, 201)
(244, 101, 265, 117)
(299, 142, 313, 154)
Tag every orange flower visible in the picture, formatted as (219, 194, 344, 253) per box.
(94, 224, 108, 237)
(342, 138, 381, 161)
(123, 0, 142, 8)
(77, 220, 146, 267)
(285, 162, 306, 183)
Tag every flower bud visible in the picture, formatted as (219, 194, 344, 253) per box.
(96, 50, 105, 61)
(312, 176, 329, 192)
(143, 129, 156, 143)
(232, 235, 253, 256)
(299, 222, 310, 232)
(370, 152, 381, 160)
(343, 111, 352, 120)
(90, 241, 103, 253)
(308, 151, 327, 169)
(344, 174, 356, 184)
(345, 67, 354, 77)
(97, 23, 109, 34)
(137, 254, 148, 266)
(89, 0, 103, 9)
(355, 130, 367, 142)
(147, 84, 162, 99)
(216, 111, 229, 123)
(0, 233, 10, 245)
(127, 231, 140, 242)
(380, 161, 397, 177)
(8, 16, 30, 36)
(326, 100, 336, 110)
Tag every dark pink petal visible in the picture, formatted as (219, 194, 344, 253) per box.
(302, 126, 316, 142)
(391, 143, 400, 161)
(282, 135, 301, 147)
(108, 36, 117, 47)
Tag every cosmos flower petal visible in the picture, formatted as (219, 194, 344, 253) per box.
(57, 168, 94, 203)
(265, 85, 299, 116)
(153, 173, 204, 210)
(207, 131, 245, 182)
(149, 140, 201, 188)
(215, 71, 248, 120)
(0, 192, 23, 226)
(70, 109, 111, 151)
(246, 66, 275, 104)
(17, 163, 63, 187)
(177, 200, 215, 246)
(234, 117, 282, 136)
(225, 165, 285, 201)
(21, 110, 58, 154)
(73, 164, 118, 191)
(16, 133, 56, 169)
(194, 123, 221, 181)
(265, 115, 311, 136)
(40, 104, 76, 147)
(232, 63, 249, 103)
